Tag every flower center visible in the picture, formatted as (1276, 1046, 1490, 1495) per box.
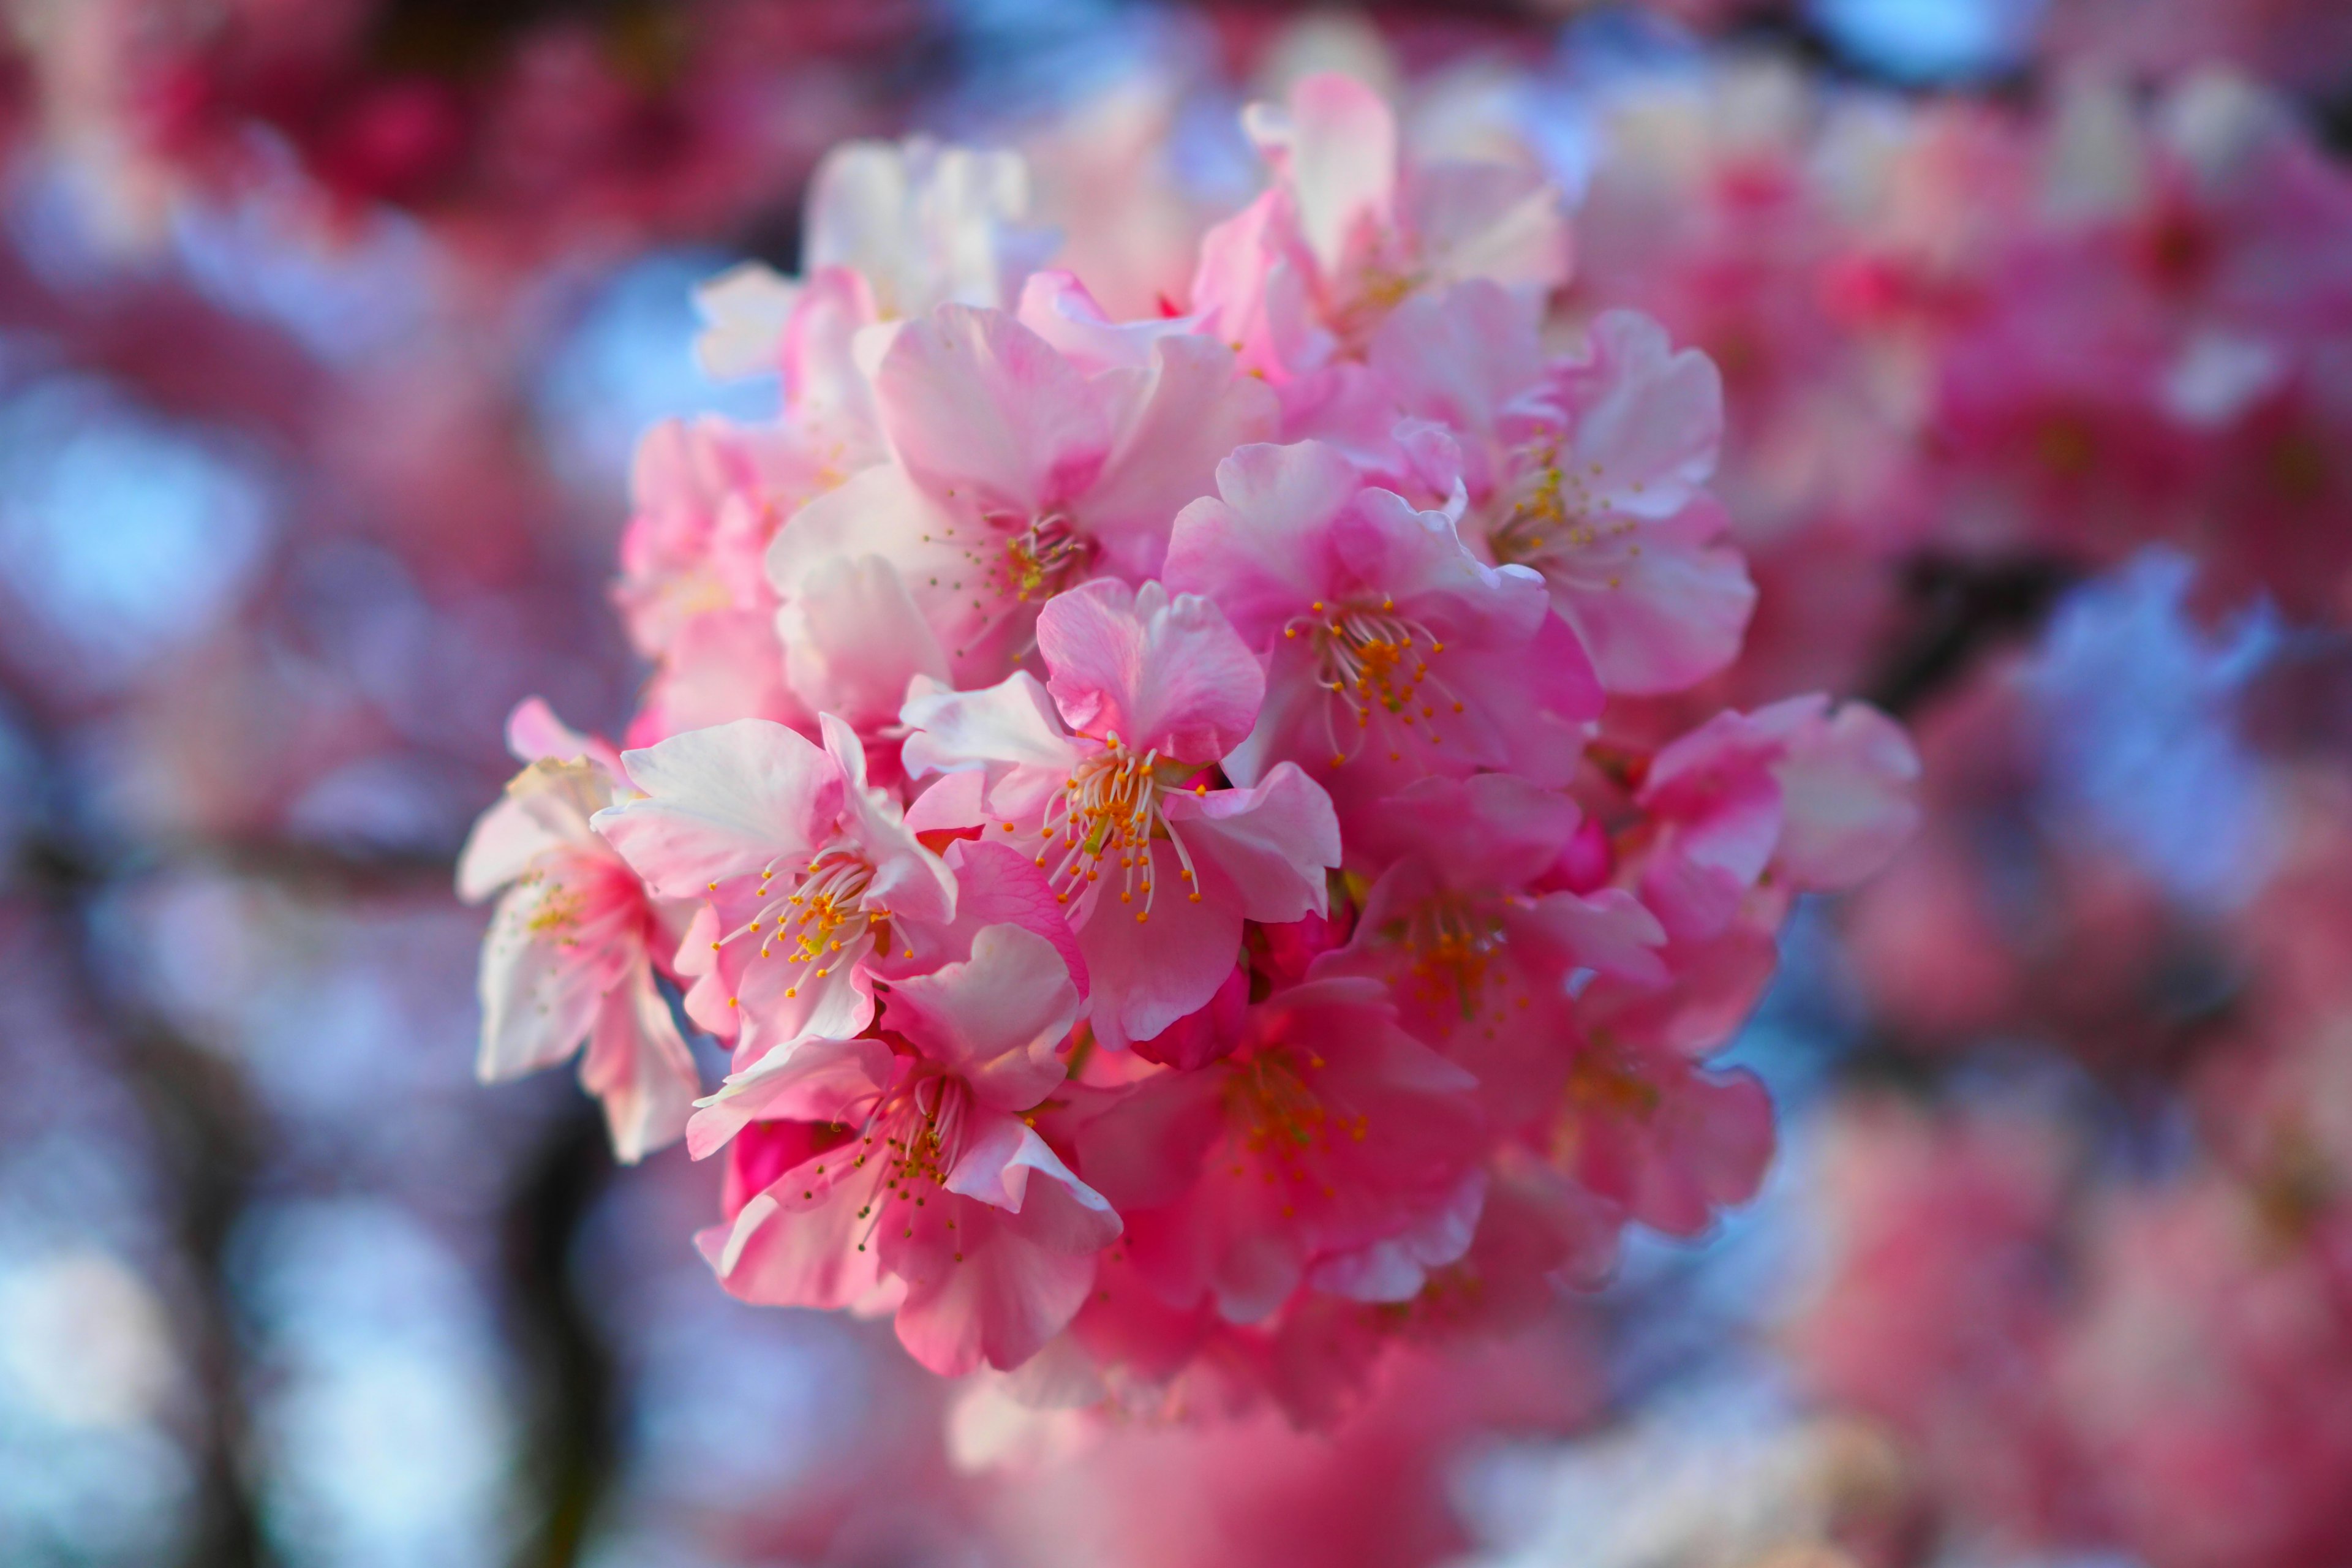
(1395, 897, 1515, 1025)
(1030, 735, 1203, 923)
(1221, 1048, 1366, 1213)
(1283, 597, 1466, 767)
(714, 840, 894, 999)
(982, 510, 1094, 605)
(1487, 440, 1638, 569)
(833, 1069, 979, 1260)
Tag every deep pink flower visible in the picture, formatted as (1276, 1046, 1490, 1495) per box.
(1377, 295, 1755, 695)
(1163, 440, 1603, 813)
(691, 922, 1119, 1375)
(1314, 772, 1667, 1118)
(1543, 1033, 1774, 1238)
(1074, 976, 1488, 1322)
(902, 578, 1342, 1049)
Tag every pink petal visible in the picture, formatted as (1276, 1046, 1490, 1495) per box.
(1163, 440, 1361, 644)
(1251, 72, 1398, 278)
(900, 671, 1085, 818)
(888, 1205, 1098, 1375)
(883, 924, 1081, 1112)
(1037, 578, 1264, 763)
(1076, 854, 1248, 1049)
(875, 304, 1107, 516)
(900, 839, 1089, 998)
(1404, 157, 1572, 293)
(945, 1112, 1120, 1250)
(685, 1035, 895, 1161)
(1545, 500, 1755, 695)
(505, 696, 622, 775)
(475, 873, 638, 1081)
(1161, 763, 1341, 923)
(1079, 335, 1280, 580)
(1559, 310, 1723, 521)
(779, 555, 951, 732)
(1765, 698, 1923, 890)
(595, 720, 843, 899)
(701, 1170, 884, 1311)
(579, 958, 700, 1164)
(622, 608, 805, 749)
(1367, 281, 1547, 450)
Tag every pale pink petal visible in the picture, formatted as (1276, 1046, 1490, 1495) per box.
(779, 265, 886, 463)
(1763, 698, 1923, 890)
(779, 556, 950, 733)
(1014, 270, 1197, 373)
(475, 865, 639, 1081)
(685, 1035, 895, 1161)
(901, 670, 1079, 778)
(1079, 336, 1280, 579)
(595, 720, 843, 899)
(1160, 763, 1341, 922)
(701, 1172, 884, 1311)
(820, 714, 958, 930)
(1366, 282, 1547, 452)
(1162, 440, 1362, 641)
(1037, 578, 1264, 763)
(1248, 73, 1398, 278)
(1560, 311, 1723, 521)
(579, 958, 701, 1164)
(1546, 499, 1755, 695)
(504, 696, 622, 774)
(455, 791, 571, 905)
(1405, 158, 1572, 293)
(875, 304, 1107, 514)
(883, 924, 1081, 1112)
(1188, 190, 1330, 380)
(623, 609, 805, 748)
(692, 260, 801, 379)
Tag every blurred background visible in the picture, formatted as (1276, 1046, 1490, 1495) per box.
(1, 2, 2348, 1566)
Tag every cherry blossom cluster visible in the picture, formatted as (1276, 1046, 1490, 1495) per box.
(457, 73, 1917, 1414)
(1558, 58, 2352, 674)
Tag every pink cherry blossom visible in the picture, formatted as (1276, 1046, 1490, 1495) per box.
(614, 417, 816, 747)
(1543, 1032, 1776, 1240)
(456, 699, 699, 1163)
(692, 922, 1120, 1374)
(1314, 772, 1667, 1117)
(767, 291, 1277, 687)
(1163, 440, 1603, 812)
(1191, 71, 1572, 380)
(901, 578, 1342, 1049)
(591, 714, 957, 1063)
(1437, 301, 1755, 695)
(1073, 976, 1488, 1324)
(1635, 694, 1922, 944)
(693, 134, 1050, 378)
